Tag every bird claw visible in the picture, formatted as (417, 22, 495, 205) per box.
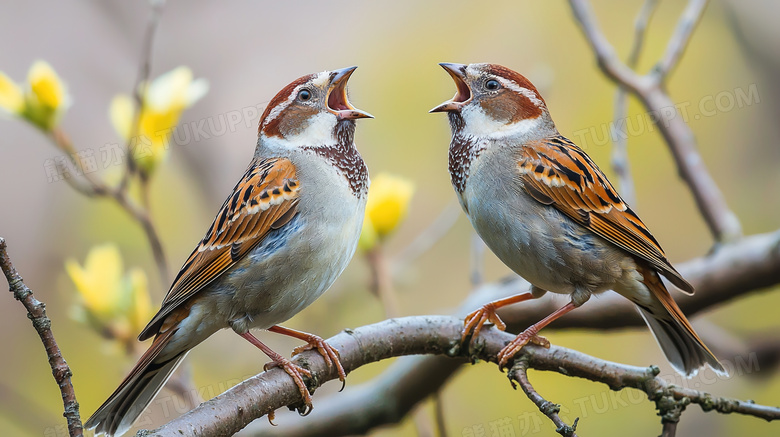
(264, 358, 313, 410)
(462, 303, 507, 346)
(292, 335, 347, 390)
(496, 332, 548, 371)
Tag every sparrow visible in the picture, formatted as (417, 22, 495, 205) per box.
(85, 66, 373, 436)
(430, 62, 724, 376)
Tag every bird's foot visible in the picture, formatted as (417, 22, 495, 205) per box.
(264, 357, 313, 414)
(496, 330, 550, 371)
(462, 302, 507, 345)
(292, 334, 347, 390)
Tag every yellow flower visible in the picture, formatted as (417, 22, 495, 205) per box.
(28, 61, 66, 110)
(66, 244, 154, 344)
(24, 60, 69, 130)
(65, 244, 125, 319)
(0, 60, 69, 130)
(0, 71, 24, 114)
(110, 66, 208, 176)
(361, 173, 416, 247)
(126, 268, 153, 334)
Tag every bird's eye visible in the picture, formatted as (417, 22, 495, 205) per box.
(298, 89, 312, 101)
(485, 79, 500, 91)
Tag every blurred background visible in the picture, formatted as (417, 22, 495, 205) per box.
(1, 1, 779, 436)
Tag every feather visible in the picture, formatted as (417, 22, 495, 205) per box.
(139, 157, 300, 341)
(516, 135, 693, 294)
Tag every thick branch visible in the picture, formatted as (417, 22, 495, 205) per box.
(261, 229, 780, 436)
(144, 316, 779, 437)
(0, 238, 83, 437)
(568, 0, 741, 242)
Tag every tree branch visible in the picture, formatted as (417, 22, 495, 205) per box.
(0, 238, 83, 437)
(49, 127, 170, 284)
(656, 0, 707, 80)
(661, 421, 678, 437)
(509, 360, 579, 437)
(611, 0, 658, 205)
(120, 0, 165, 188)
(366, 247, 400, 318)
(142, 316, 780, 437)
(257, 229, 780, 436)
(568, 0, 742, 243)
(40, 0, 171, 284)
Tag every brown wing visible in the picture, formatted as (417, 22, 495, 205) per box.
(139, 157, 301, 340)
(516, 135, 693, 294)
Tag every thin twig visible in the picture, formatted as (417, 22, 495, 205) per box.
(366, 247, 400, 318)
(509, 361, 579, 437)
(113, 188, 169, 281)
(49, 128, 170, 282)
(611, 92, 635, 205)
(0, 237, 83, 437)
(120, 0, 165, 188)
(50, 129, 111, 195)
(568, 0, 645, 91)
(145, 316, 780, 437)
(55, 157, 100, 197)
(568, 0, 742, 242)
(611, 0, 658, 205)
(656, 0, 708, 80)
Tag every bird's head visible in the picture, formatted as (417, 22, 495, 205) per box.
(431, 63, 554, 139)
(259, 66, 372, 147)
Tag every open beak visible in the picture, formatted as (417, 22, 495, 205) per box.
(430, 63, 471, 113)
(328, 66, 373, 120)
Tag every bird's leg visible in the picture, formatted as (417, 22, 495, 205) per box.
(496, 301, 579, 371)
(462, 292, 536, 345)
(238, 331, 313, 413)
(268, 325, 347, 390)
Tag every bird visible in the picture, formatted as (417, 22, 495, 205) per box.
(430, 62, 724, 376)
(85, 66, 373, 436)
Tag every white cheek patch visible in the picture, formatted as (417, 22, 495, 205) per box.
(461, 104, 504, 137)
(292, 111, 336, 145)
(461, 104, 542, 140)
(260, 111, 337, 151)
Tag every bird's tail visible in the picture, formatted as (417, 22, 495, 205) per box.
(85, 329, 187, 436)
(634, 265, 726, 377)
